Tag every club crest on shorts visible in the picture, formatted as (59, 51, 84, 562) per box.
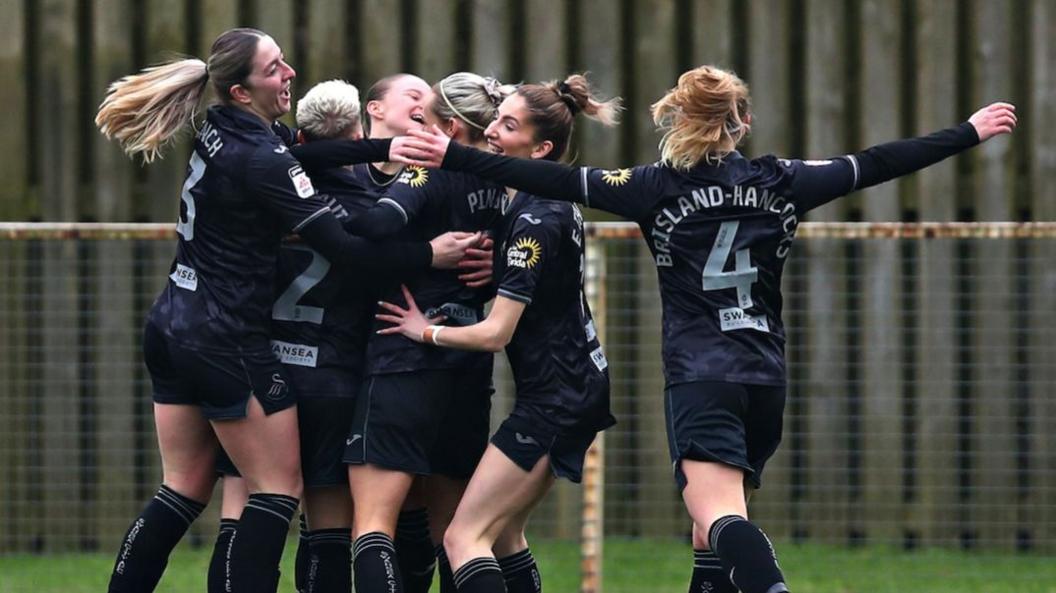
(398, 165, 429, 188)
(601, 168, 632, 186)
(507, 236, 541, 269)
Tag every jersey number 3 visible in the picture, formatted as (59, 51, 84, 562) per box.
(702, 220, 758, 308)
(176, 152, 206, 241)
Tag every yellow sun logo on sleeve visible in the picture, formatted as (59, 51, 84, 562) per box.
(403, 166, 429, 188)
(601, 168, 632, 186)
(507, 236, 542, 269)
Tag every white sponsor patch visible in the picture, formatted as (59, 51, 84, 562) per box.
(718, 306, 770, 333)
(584, 319, 597, 341)
(589, 346, 608, 371)
(270, 339, 319, 367)
(169, 263, 198, 291)
(288, 165, 315, 198)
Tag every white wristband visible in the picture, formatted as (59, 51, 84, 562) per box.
(430, 325, 445, 345)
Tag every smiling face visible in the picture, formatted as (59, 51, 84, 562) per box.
(232, 35, 296, 122)
(484, 94, 553, 160)
(367, 74, 432, 138)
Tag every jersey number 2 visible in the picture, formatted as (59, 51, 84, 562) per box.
(272, 245, 331, 325)
(176, 152, 206, 241)
(702, 220, 758, 308)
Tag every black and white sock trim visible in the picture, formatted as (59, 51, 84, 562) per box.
(453, 557, 502, 589)
(708, 515, 746, 551)
(497, 549, 535, 577)
(692, 549, 722, 569)
(310, 528, 352, 547)
(353, 532, 396, 559)
(244, 493, 299, 524)
(218, 518, 238, 536)
(154, 485, 205, 527)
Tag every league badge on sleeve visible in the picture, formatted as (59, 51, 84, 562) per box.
(601, 168, 632, 186)
(288, 165, 315, 198)
(506, 236, 542, 269)
(398, 166, 430, 188)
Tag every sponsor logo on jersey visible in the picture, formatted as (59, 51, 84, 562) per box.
(274, 145, 288, 154)
(589, 346, 609, 371)
(518, 213, 543, 225)
(506, 236, 541, 269)
(718, 306, 770, 333)
(288, 165, 315, 198)
(169, 263, 198, 291)
(601, 168, 632, 186)
(270, 339, 319, 367)
(584, 319, 597, 342)
(425, 302, 480, 326)
(346, 434, 362, 446)
(398, 165, 429, 188)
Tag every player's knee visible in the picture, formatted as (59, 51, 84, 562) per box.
(162, 468, 217, 503)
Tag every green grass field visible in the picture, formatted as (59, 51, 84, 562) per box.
(2, 538, 1054, 593)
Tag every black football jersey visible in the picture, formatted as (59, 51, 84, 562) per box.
(147, 106, 338, 353)
(269, 166, 380, 395)
(366, 166, 505, 374)
(496, 195, 613, 433)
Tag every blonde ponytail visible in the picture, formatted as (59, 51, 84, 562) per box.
(95, 59, 209, 163)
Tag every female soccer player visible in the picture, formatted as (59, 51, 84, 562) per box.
(394, 65, 1017, 593)
(379, 74, 621, 593)
(337, 71, 512, 593)
(95, 28, 474, 593)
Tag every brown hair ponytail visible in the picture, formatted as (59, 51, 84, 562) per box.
(517, 73, 622, 161)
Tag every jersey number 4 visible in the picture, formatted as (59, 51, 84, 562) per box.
(272, 245, 331, 325)
(176, 152, 206, 241)
(702, 220, 758, 308)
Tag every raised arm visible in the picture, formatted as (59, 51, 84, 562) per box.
(289, 137, 392, 172)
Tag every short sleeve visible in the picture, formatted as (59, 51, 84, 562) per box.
(496, 211, 561, 305)
(580, 164, 666, 221)
(378, 166, 440, 225)
(245, 145, 333, 233)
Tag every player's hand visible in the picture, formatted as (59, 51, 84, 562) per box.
(375, 285, 446, 342)
(458, 236, 494, 288)
(430, 231, 481, 269)
(968, 102, 1017, 142)
(391, 126, 450, 168)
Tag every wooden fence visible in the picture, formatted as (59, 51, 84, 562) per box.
(0, 0, 1055, 554)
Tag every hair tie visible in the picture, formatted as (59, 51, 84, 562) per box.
(439, 80, 486, 131)
(555, 82, 580, 114)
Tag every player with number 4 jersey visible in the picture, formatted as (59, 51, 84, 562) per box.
(395, 65, 1017, 593)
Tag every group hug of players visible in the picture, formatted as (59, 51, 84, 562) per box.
(95, 26, 1016, 593)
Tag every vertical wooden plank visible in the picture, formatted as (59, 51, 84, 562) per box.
(92, 0, 140, 550)
(970, 0, 1016, 551)
(742, 0, 794, 541)
(630, 0, 680, 539)
(857, 0, 904, 547)
(575, 0, 625, 170)
(913, 0, 959, 548)
(414, 0, 457, 83)
(1028, 0, 1056, 553)
(36, 0, 82, 551)
(524, 0, 565, 82)
(198, 0, 240, 57)
(691, 0, 732, 68)
(470, 0, 510, 79)
(145, 1, 189, 225)
(800, 0, 850, 544)
(0, 0, 27, 219)
(360, 0, 404, 86)
(305, 0, 350, 84)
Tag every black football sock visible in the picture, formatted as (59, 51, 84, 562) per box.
(354, 531, 403, 593)
(688, 548, 736, 593)
(226, 493, 299, 593)
(207, 519, 238, 593)
(709, 515, 789, 593)
(497, 548, 540, 593)
(295, 514, 310, 593)
(308, 527, 352, 593)
(453, 557, 506, 593)
(396, 508, 436, 593)
(437, 544, 457, 593)
(108, 484, 205, 593)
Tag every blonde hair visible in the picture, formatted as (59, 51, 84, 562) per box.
(296, 79, 362, 140)
(431, 72, 515, 144)
(518, 73, 622, 161)
(95, 28, 267, 163)
(651, 65, 751, 170)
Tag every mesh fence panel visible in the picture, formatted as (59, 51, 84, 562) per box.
(1, 223, 1055, 585)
